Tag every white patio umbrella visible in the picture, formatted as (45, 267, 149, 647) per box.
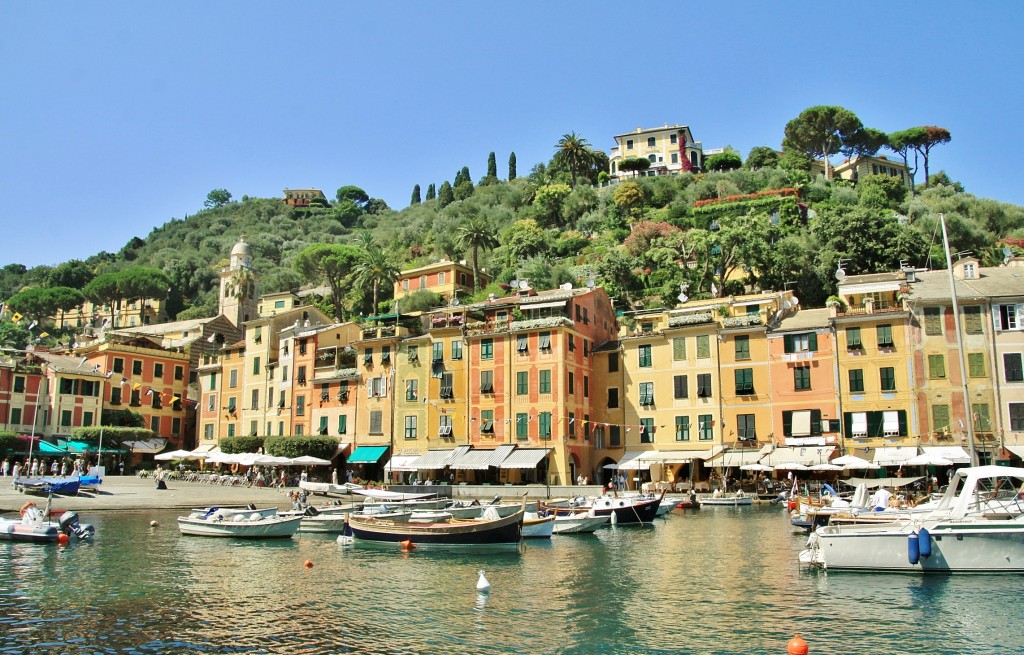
(154, 449, 194, 461)
(774, 462, 809, 471)
(831, 454, 880, 470)
(290, 455, 332, 466)
(255, 455, 292, 466)
(809, 463, 842, 472)
(740, 463, 774, 472)
(903, 453, 954, 467)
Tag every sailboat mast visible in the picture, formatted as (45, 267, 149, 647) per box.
(940, 213, 979, 466)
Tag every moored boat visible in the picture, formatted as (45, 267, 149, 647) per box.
(347, 507, 524, 549)
(0, 501, 94, 543)
(547, 508, 610, 534)
(800, 465, 1024, 573)
(177, 512, 302, 538)
(522, 512, 555, 539)
(699, 492, 753, 507)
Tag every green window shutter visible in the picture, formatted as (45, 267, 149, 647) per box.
(697, 335, 710, 359)
(782, 411, 793, 436)
(932, 404, 950, 431)
(897, 410, 908, 436)
(783, 335, 794, 353)
(810, 409, 822, 435)
(972, 404, 991, 431)
(672, 338, 686, 361)
(968, 353, 985, 377)
(808, 332, 818, 352)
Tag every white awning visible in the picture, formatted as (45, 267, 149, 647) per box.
(715, 449, 765, 468)
(384, 455, 421, 472)
(613, 451, 653, 471)
(921, 446, 971, 464)
(123, 438, 167, 454)
(873, 446, 919, 466)
(1006, 445, 1024, 459)
(792, 411, 812, 437)
(498, 448, 551, 469)
(760, 446, 834, 466)
(190, 443, 217, 454)
(642, 448, 719, 464)
(851, 412, 868, 436)
(522, 301, 567, 310)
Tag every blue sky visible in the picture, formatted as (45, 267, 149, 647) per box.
(2, 2, 1021, 268)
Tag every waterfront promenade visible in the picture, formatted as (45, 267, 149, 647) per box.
(0, 474, 297, 513)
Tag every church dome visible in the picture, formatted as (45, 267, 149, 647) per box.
(230, 235, 253, 258)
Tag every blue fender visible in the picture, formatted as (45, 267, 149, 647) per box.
(918, 527, 932, 559)
(908, 531, 920, 565)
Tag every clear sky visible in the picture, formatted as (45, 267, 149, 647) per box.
(2, 2, 1021, 269)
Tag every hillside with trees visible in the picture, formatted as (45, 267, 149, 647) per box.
(3, 106, 1024, 350)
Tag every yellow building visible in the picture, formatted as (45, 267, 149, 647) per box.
(833, 272, 915, 457)
(393, 260, 485, 305)
(54, 297, 169, 331)
(833, 154, 911, 185)
(609, 124, 702, 180)
(607, 292, 794, 488)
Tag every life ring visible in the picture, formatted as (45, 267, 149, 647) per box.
(20, 502, 37, 516)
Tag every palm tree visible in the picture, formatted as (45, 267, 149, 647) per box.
(554, 132, 594, 187)
(354, 245, 400, 315)
(456, 215, 499, 294)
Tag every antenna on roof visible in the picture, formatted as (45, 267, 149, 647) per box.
(955, 250, 972, 261)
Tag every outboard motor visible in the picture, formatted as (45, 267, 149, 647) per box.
(58, 511, 94, 539)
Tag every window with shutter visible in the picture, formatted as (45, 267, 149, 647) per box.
(673, 375, 688, 399)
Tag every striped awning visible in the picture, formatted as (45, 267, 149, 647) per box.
(453, 444, 516, 470)
(413, 446, 469, 470)
(715, 449, 765, 468)
(498, 447, 551, 469)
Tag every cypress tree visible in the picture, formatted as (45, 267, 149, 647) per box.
(411, 184, 421, 205)
(508, 152, 517, 180)
(487, 152, 497, 178)
(438, 181, 454, 207)
(460, 166, 471, 184)
(426, 183, 436, 200)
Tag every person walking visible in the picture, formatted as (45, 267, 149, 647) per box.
(60, 460, 68, 477)
(1, 458, 8, 477)
(11, 462, 20, 485)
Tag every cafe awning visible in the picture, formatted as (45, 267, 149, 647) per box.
(873, 446, 918, 466)
(452, 444, 516, 470)
(123, 438, 168, 454)
(347, 445, 389, 465)
(760, 446, 835, 466)
(384, 455, 421, 472)
(498, 447, 551, 469)
(413, 446, 469, 470)
(609, 451, 652, 471)
(921, 446, 971, 464)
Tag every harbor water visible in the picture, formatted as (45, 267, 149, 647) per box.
(3, 504, 1023, 654)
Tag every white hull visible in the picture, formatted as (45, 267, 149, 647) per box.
(551, 514, 609, 534)
(177, 515, 302, 538)
(522, 514, 555, 539)
(700, 494, 753, 507)
(805, 518, 1024, 573)
(801, 466, 1024, 573)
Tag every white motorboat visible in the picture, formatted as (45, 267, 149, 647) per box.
(548, 508, 609, 534)
(800, 465, 1024, 573)
(177, 512, 302, 538)
(699, 491, 753, 507)
(522, 512, 555, 539)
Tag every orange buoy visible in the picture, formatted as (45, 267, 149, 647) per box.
(20, 502, 37, 516)
(57, 533, 70, 546)
(304, 560, 314, 568)
(787, 634, 809, 655)
(400, 539, 416, 551)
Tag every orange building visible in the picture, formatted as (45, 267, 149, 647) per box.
(767, 308, 840, 452)
(393, 260, 486, 305)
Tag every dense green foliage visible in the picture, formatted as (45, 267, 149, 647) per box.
(220, 436, 265, 454)
(1, 117, 1020, 343)
(72, 426, 155, 448)
(264, 435, 338, 459)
